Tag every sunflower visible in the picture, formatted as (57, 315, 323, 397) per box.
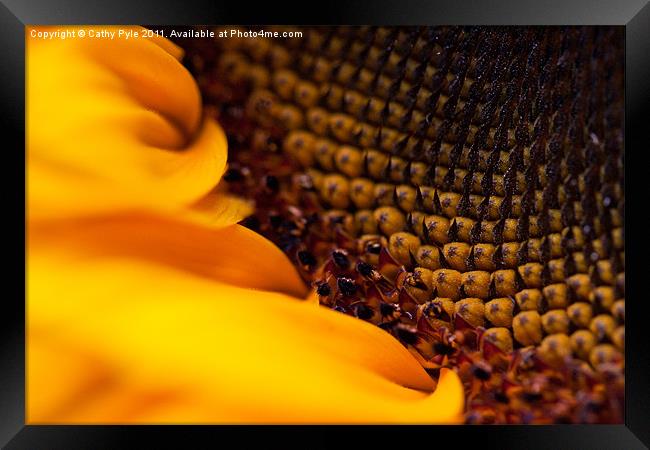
(26, 26, 464, 423)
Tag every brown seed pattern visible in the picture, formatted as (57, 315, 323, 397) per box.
(177, 25, 624, 423)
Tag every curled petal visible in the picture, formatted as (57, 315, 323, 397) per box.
(29, 216, 307, 298)
(27, 26, 229, 221)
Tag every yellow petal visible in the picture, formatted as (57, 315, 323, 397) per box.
(28, 246, 464, 423)
(27, 26, 228, 220)
(28, 214, 307, 298)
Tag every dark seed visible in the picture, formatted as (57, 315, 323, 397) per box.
(332, 250, 350, 268)
(395, 325, 419, 345)
(356, 304, 374, 320)
(337, 277, 357, 296)
(298, 250, 317, 267)
(357, 261, 374, 277)
(433, 342, 455, 356)
(472, 362, 492, 381)
(316, 282, 331, 296)
(380, 302, 396, 316)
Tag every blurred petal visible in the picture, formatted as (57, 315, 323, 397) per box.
(28, 248, 464, 423)
(27, 26, 228, 220)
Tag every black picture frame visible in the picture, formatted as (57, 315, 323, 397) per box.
(2, 1, 648, 448)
